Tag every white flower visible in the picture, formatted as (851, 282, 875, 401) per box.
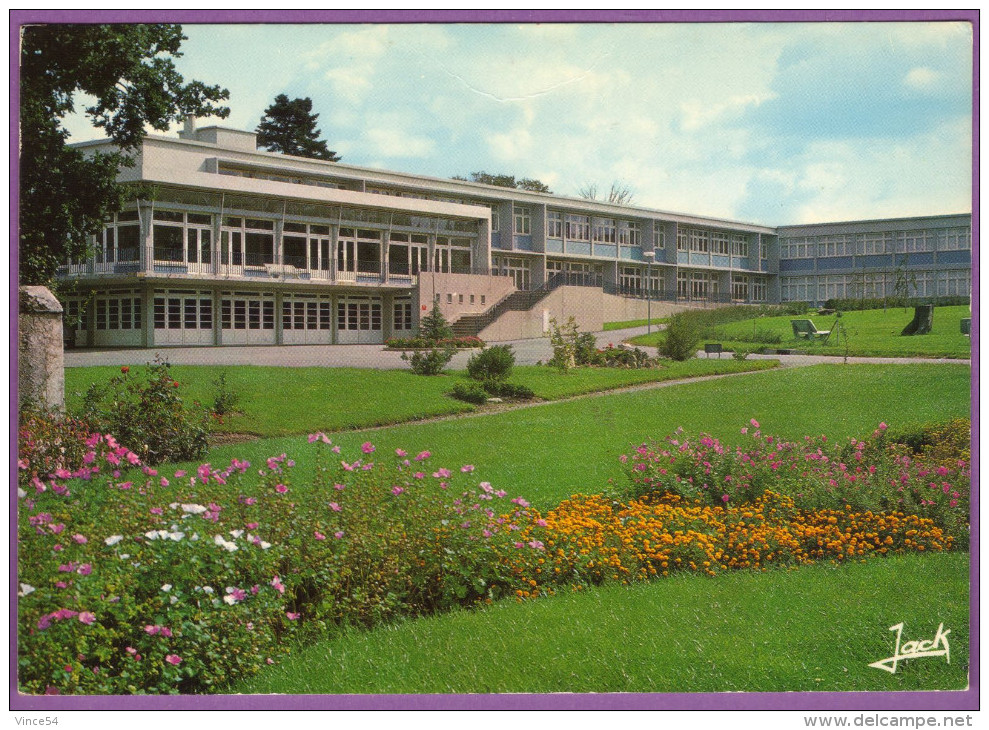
(223, 595, 237, 605)
(119, 554, 130, 560)
(167, 531, 184, 542)
(18, 583, 35, 597)
(202, 586, 214, 594)
(213, 534, 238, 552)
(161, 584, 172, 592)
(170, 595, 178, 604)
(105, 535, 124, 546)
(229, 529, 244, 538)
(17, 487, 26, 499)
(169, 502, 179, 510)
(181, 503, 208, 515)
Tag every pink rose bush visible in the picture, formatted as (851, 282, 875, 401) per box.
(17, 432, 540, 695)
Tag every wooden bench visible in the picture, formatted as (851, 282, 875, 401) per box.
(703, 343, 723, 358)
(791, 319, 831, 340)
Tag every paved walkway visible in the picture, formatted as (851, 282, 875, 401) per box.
(64, 326, 970, 370)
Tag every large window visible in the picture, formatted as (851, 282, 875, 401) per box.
(593, 218, 616, 244)
(618, 221, 641, 247)
(221, 217, 275, 267)
(731, 274, 749, 301)
(565, 214, 590, 241)
(96, 291, 143, 330)
(98, 211, 142, 266)
(940, 228, 971, 251)
(513, 206, 531, 235)
(547, 211, 564, 238)
(152, 210, 212, 267)
(655, 226, 665, 250)
(154, 290, 211, 331)
(730, 233, 750, 257)
(710, 231, 730, 256)
(337, 297, 382, 331)
(859, 232, 890, 255)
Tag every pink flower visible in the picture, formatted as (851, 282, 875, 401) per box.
(392, 486, 404, 496)
(275, 484, 288, 494)
(246, 522, 259, 530)
(750, 419, 760, 428)
(174, 470, 186, 478)
(72, 534, 87, 544)
(395, 448, 407, 457)
(165, 655, 182, 665)
(879, 422, 888, 431)
(286, 612, 300, 620)
(461, 464, 475, 473)
(361, 442, 375, 454)
(333, 483, 345, 491)
(722, 494, 730, 502)
(414, 451, 431, 462)
(271, 576, 285, 594)
(329, 502, 341, 512)
(77, 564, 92, 576)
(334, 531, 344, 539)
(78, 612, 95, 625)
(314, 531, 326, 540)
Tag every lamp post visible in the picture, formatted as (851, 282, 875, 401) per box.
(643, 250, 656, 335)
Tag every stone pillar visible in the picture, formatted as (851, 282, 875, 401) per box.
(18, 286, 65, 412)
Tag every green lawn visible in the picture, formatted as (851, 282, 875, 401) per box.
(628, 306, 972, 359)
(64, 359, 776, 438)
(233, 552, 969, 694)
(602, 317, 668, 331)
(158, 363, 971, 510)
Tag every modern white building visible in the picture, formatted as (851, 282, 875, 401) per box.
(57, 121, 972, 348)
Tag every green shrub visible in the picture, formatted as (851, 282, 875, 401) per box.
(402, 347, 454, 376)
(659, 313, 699, 361)
(466, 345, 515, 382)
(731, 348, 750, 361)
(449, 381, 490, 404)
(548, 317, 579, 373)
(78, 360, 209, 465)
(418, 302, 453, 341)
(482, 381, 535, 400)
(211, 371, 241, 416)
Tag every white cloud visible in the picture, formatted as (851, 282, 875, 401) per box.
(904, 66, 940, 90)
(365, 127, 435, 158)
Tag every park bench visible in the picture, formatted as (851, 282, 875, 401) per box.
(791, 319, 830, 340)
(703, 343, 723, 358)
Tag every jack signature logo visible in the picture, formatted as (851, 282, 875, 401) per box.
(868, 622, 951, 674)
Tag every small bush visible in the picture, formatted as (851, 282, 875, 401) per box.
(482, 381, 535, 400)
(402, 347, 454, 376)
(418, 302, 453, 341)
(658, 312, 700, 361)
(211, 372, 241, 416)
(548, 317, 579, 373)
(467, 345, 515, 382)
(449, 381, 490, 404)
(731, 348, 750, 360)
(78, 360, 209, 465)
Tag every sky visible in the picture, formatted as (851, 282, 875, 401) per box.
(64, 20, 975, 226)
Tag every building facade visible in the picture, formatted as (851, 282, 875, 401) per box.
(57, 123, 972, 348)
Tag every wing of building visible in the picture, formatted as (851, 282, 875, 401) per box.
(58, 122, 972, 348)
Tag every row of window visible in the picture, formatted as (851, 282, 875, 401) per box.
(676, 228, 754, 257)
(781, 270, 972, 302)
(780, 228, 971, 259)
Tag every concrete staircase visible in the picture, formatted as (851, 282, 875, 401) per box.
(450, 286, 558, 337)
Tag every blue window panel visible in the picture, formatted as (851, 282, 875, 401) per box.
(689, 254, 708, 266)
(731, 257, 749, 268)
(816, 256, 854, 271)
(779, 258, 815, 272)
(677, 252, 690, 264)
(711, 255, 730, 268)
(857, 254, 893, 269)
(567, 241, 592, 256)
(514, 235, 533, 251)
(546, 239, 564, 253)
(761, 261, 769, 272)
(939, 250, 971, 265)
(595, 244, 618, 258)
(619, 247, 643, 261)
(903, 252, 934, 266)
(491, 232, 503, 249)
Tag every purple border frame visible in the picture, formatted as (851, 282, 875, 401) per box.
(9, 8, 979, 712)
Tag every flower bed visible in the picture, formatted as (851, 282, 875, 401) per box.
(17, 421, 967, 695)
(385, 336, 484, 350)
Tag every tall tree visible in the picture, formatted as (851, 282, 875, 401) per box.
(578, 181, 635, 206)
(452, 171, 551, 194)
(255, 95, 340, 161)
(19, 24, 230, 286)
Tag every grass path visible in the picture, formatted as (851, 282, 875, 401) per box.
(234, 552, 969, 694)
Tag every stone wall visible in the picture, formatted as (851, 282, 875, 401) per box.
(18, 286, 65, 412)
